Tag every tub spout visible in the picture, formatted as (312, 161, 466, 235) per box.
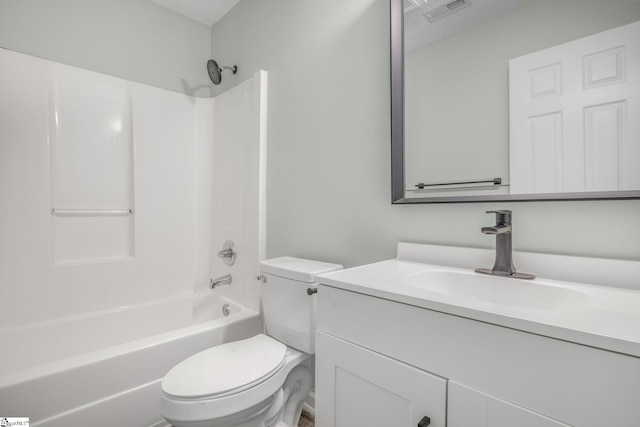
(210, 274, 232, 289)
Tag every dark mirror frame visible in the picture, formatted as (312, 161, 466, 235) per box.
(390, 0, 640, 204)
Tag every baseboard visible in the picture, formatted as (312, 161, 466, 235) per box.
(303, 389, 315, 417)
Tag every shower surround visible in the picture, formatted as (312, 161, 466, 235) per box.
(0, 47, 268, 424)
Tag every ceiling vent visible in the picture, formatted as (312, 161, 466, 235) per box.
(403, 0, 422, 13)
(423, 0, 471, 22)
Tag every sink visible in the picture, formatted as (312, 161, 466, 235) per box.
(316, 243, 640, 357)
(402, 269, 588, 309)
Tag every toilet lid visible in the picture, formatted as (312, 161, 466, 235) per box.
(161, 334, 287, 399)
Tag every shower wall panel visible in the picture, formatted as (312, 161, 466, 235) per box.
(209, 70, 268, 312)
(0, 48, 213, 329)
(49, 64, 135, 264)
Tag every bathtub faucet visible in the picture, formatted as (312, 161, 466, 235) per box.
(210, 274, 232, 289)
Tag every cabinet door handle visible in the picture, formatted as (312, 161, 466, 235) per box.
(418, 416, 431, 427)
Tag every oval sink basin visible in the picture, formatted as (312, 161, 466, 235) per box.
(402, 270, 588, 309)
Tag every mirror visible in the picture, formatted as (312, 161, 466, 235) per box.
(391, 0, 640, 203)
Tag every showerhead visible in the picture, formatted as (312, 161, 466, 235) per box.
(207, 59, 238, 85)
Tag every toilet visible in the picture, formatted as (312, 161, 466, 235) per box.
(160, 257, 342, 427)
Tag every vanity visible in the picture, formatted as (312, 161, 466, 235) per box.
(314, 243, 640, 427)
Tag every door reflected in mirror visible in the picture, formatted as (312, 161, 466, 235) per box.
(393, 0, 640, 203)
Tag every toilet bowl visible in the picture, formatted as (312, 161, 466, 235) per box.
(161, 335, 312, 427)
(160, 257, 342, 427)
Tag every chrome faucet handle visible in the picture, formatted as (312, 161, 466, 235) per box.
(218, 249, 234, 257)
(217, 240, 236, 266)
(485, 210, 512, 224)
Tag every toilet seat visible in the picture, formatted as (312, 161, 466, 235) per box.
(162, 334, 287, 400)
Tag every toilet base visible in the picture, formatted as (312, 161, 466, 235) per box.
(165, 391, 282, 427)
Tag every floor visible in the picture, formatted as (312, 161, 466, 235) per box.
(156, 410, 315, 426)
(298, 410, 315, 427)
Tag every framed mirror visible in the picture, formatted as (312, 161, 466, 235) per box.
(391, 0, 640, 203)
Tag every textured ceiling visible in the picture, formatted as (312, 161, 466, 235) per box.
(147, 0, 240, 26)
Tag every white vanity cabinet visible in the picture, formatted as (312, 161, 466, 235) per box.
(315, 284, 640, 427)
(316, 331, 446, 427)
(448, 382, 570, 427)
(315, 330, 566, 427)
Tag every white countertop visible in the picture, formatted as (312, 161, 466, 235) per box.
(316, 243, 640, 358)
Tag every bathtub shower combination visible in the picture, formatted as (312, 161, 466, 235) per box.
(0, 295, 260, 426)
(0, 47, 268, 426)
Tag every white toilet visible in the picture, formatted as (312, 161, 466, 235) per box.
(160, 257, 342, 427)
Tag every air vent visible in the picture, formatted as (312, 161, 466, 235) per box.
(423, 0, 471, 22)
(403, 0, 421, 13)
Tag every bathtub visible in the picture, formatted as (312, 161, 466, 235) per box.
(0, 293, 262, 426)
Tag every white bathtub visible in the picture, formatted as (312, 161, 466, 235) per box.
(0, 293, 262, 426)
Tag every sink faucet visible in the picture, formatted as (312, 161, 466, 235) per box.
(210, 274, 232, 289)
(475, 210, 535, 280)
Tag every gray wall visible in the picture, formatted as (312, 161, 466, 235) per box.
(1, 0, 638, 268)
(0, 0, 212, 96)
(212, 0, 640, 267)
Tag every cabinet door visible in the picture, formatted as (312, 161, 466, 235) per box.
(316, 331, 446, 427)
(448, 381, 571, 427)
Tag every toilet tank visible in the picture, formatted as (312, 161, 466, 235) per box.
(260, 257, 342, 353)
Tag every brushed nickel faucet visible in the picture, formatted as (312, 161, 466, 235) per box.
(475, 210, 535, 280)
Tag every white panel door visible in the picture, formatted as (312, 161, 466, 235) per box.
(510, 20, 640, 194)
(315, 331, 446, 427)
(448, 381, 571, 427)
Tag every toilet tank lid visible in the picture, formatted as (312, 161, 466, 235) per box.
(260, 257, 343, 283)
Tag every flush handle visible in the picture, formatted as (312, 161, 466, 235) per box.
(307, 288, 317, 296)
(418, 416, 431, 427)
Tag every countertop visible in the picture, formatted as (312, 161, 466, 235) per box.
(316, 243, 640, 358)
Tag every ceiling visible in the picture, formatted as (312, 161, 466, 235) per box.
(405, 0, 534, 52)
(147, 0, 240, 26)
(148, 0, 533, 45)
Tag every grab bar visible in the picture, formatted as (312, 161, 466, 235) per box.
(51, 208, 134, 216)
